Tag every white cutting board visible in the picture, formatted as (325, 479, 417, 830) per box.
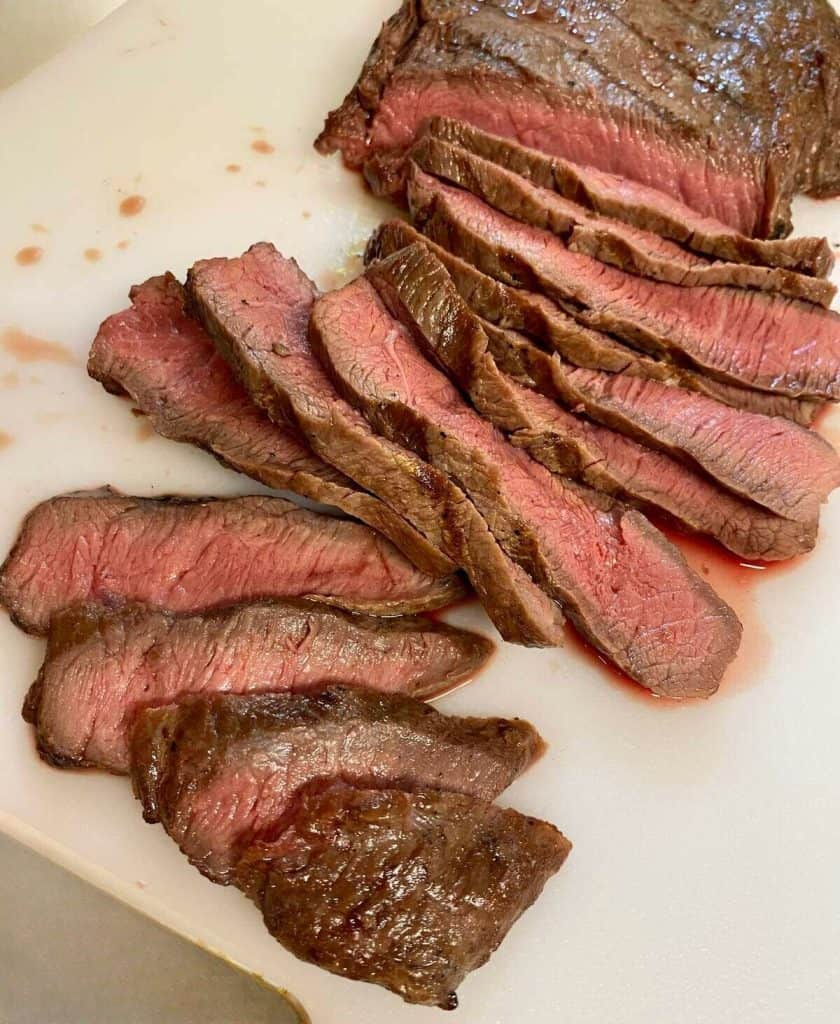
(1, 2, 839, 1021)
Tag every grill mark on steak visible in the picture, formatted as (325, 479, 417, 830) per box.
(0, 490, 466, 636)
(187, 242, 565, 647)
(130, 687, 544, 884)
(312, 276, 742, 698)
(236, 780, 570, 1009)
(365, 242, 816, 561)
(424, 117, 834, 277)
(88, 273, 451, 578)
(411, 135, 836, 307)
(23, 600, 494, 773)
(367, 220, 821, 428)
(316, 1, 840, 235)
(408, 169, 840, 403)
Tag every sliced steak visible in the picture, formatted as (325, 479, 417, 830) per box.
(24, 600, 493, 773)
(0, 490, 465, 636)
(317, 0, 840, 236)
(482, 319, 839, 526)
(237, 780, 570, 1009)
(130, 687, 543, 883)
(365, 243, 816, 561)
(88, 274, 447, 577)
(187, 242, 565, 647)
(367, 219, 821, 427)
(312, 277, 742, 697)
(409, 169, 840, 402)
(412, 135, 835, 307)
(424, 118, 834, 277)
(185, 244, 457, 574)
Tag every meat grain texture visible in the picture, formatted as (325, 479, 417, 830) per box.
(0, 490, 465, 635)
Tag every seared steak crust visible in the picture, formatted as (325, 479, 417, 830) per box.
(237, 781, 571, 1009)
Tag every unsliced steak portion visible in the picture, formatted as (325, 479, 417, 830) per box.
(130, 687, 543, 883)
(237, 781, 570, 1009)
(409, 170, 840, 402)
(366, 244, 816, 561)
(312, 277, 742, 697)
(424, 118, 834, 277)
(88, 274, 446, 577)
(412, 135, 835, 307)
(188, 242, 565, 647)
(317, 0, 840, 236)
(24, 601, 493, 773)
(367, 220, 820, 427)
(0, 491, 465, 636)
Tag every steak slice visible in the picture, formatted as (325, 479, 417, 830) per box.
(424, 118, 834, 278)
(185, 244, 458, 574)
(130, 687, 543, 884)
(412, 134, 835, 307)
(483, 319, 839, 526)
(365, 243, 816, 561)
(187, 242, 565, 647)
(409, 169, 840, 402)
(0, 490, 465, 636)
(317, 1, 840, 236)
(237, 781, 570, 1009)
(24, 600, 493, 773)
(88, 274, 447, 577)
(367, 219, 821, 427)
(311, 277, 742, 697)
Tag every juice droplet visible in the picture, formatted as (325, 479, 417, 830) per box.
(251, 139, 275, 155)
(0, 430, 13, 450)
(84, 248, 102, 263)
(15, 246, 43, 266)
(1, 327, 74, 365)
(226, 163, 242, 173)
(119, 195, 146, 217)
(116, 240, 130, 250)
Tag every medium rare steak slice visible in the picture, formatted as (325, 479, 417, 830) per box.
(412, 135, 835, 307)
(367, 220, 820, 427)
(88, 274, 447, 577)
(0, 490, 465, 636)
(424, 118, 834, 278)
(317, 1, 840, 235)
(312, 277, 742, 697)
(186, 244, 457, 574)
(130, 687, 543, 883)
(24, 600, 493, 773)
(365, 243, 816, 561)
(188, 242, 565, 647)
(482, 318, 839, 526)
(409, 170, 840, 402)
(237, 781, 570, 1009)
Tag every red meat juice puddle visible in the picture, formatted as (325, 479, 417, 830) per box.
(1, 327, 75, 365)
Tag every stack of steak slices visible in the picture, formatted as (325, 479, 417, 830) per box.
(130, 688, 570, 1008)
(316, 0, 840, 237)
